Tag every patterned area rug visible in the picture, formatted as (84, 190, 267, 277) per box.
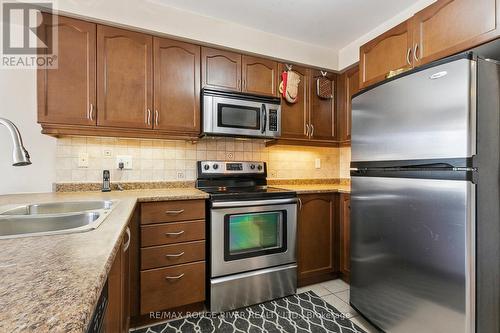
(132, 291, 366, 333)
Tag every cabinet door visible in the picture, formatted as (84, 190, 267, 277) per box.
(309, 70, 336, 141)
(37, 15, 96, 126)
(105, 236, 122, 332)
(153, 38, 200, 134)
(297, 194, 337, 285)
(337, 67, 359, 142)
(359, 19, 413, 89)
(121, 227, 130, 333)
(339, 194, 350, 282)
(201, 47, 241, 91)
(242, 55, 278, 97)
(97, 25, 153, 128)
(412, 0, 498, 66)
(105, 226, 130, 333)
(279, 64, 309, 140)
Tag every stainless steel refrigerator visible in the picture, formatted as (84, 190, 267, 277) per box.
(350, 53, 499, 333)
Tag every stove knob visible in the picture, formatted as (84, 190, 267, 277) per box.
(250, 164, 255, 170)
(257, 165, 263, 171)
(203, 164, 210, 171)
(213, 163, 219, 170)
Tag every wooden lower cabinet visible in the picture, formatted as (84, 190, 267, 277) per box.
(136, 200, 206, 319)
(141, 200, 205, 224)
(339, 194, 351, 282)
(141, 240, 205, 270)
(297, 193, 338, 286)
(105, 224, 131, 333)
(140, 261, 205, 314)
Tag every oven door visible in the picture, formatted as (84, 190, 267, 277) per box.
(203, 95, 280, 138)
(210, 198, 297, 277)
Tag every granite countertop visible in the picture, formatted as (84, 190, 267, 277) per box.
(274, 184, 351, 194)
(0, 188, 208, 333)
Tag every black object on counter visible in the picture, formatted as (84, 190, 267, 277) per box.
(102, 170, 111, 192)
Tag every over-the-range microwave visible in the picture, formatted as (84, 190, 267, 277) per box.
(202, 89, 281, 139)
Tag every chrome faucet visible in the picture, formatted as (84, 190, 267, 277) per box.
(0, 118, 31, 166)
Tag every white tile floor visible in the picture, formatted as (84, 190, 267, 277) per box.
(297, 279, 380, 333)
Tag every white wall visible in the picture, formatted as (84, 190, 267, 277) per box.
(0, 68, 57, 194)
(337, 0, 437, 70)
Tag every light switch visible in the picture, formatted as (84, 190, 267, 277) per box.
(315, 158, 321, 169)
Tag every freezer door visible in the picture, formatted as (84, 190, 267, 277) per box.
(350, 176, 475, 333)
(351, 58, 476, 162)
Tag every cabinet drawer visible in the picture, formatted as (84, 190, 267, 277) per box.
(141, 240, 205, 270)
(141, 200, 205, 224)
(141, 220, 205, 247)
(140, 261, 205, 314)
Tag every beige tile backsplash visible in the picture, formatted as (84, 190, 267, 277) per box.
(55, 136, 350, 183)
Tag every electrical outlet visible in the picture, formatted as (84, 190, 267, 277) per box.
(116, 155, 133, 169)
(315, 158, 321, 169)
(269, 170, 277, 178)
(78, 152, 89, 168)
(177, 171, 185, 179)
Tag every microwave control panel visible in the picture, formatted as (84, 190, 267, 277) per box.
(269, 110, 278, 131)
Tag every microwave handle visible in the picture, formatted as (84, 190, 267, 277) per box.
(261, 104, 267, 134)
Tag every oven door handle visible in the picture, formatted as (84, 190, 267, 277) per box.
(211, 197, 298, 208)
(261, 104, 267, 134)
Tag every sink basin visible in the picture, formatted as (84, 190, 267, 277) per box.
(0, 200, 118, 239)
(0, 200, 114, 215)
(0, 212, 101, 238)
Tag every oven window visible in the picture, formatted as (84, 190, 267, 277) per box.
(217, 103, 261, 130)
(224, 211, 287, 261)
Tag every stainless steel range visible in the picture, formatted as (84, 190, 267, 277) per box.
(196, 161, 298, 312)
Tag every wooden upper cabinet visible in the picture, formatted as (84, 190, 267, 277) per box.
(153, 38, 200, 134)
(279, 64, 309, 140)
(413, 0, 499, 66)
(359, 19, 413, 89)
(37, 15, 96, 126)
(343, 67, 359, 142)
(201, 47, 241, 91)
(242, 55, 278, 96)
(97, 25, 153, 129)
(309, 70, 336, 141)
(298, 193, 337, 285)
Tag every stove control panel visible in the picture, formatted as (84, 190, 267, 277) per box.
(199, 161, 266, 175)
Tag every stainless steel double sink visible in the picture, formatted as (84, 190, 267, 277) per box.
(0, 200, 118, 239)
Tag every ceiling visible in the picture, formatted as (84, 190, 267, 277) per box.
(152, 0, 419, 51)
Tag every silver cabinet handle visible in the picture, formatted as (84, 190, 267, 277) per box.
(155, 109, 159, 127)
(146, 108, 152, 126)
(88, 104, 95, 121)
(237, 79, 241, 90)
(298, 198, 303, 210)
(305, 124, 310, 136)
(123, 226, 131, 252)
(406, 47, 412, 66)
(165, 273, 185, 280)
(165, 230, 185, 237)
(413, 43, 420, 62)
(310, 124, 314, 137)
(165, 252, 185, 258)
(165, 209, 185, 215)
